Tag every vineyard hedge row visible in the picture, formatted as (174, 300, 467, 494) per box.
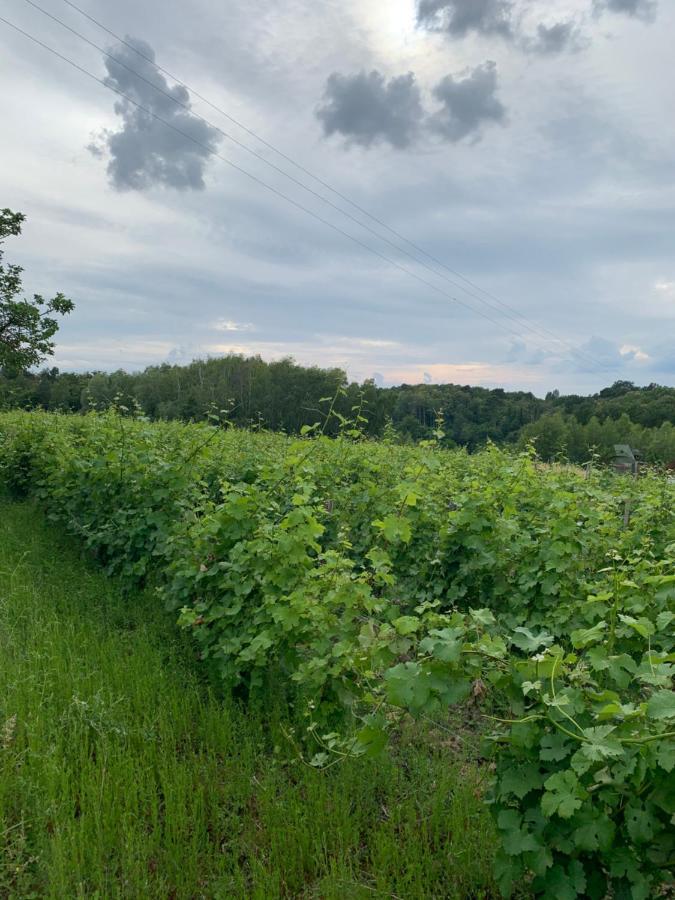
(0, 410, 673, 899)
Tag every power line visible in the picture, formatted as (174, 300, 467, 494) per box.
(2, 11, 621, 378)
(26, 0, 541, 333)
(18, 0, 599, 371)
(51, 0, 616, 374)
(1, 13, 556, 347)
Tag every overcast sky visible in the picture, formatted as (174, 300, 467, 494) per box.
(1, 0, 673, 394)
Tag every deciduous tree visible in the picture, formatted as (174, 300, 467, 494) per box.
(0, 208, 74, 375)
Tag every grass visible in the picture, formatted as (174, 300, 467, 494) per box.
(0, 498, 499, 899)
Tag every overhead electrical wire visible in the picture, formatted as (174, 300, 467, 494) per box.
(2, 7, 621, 376)
(0, 14, 559, 343)
(49, 0, 618, 375)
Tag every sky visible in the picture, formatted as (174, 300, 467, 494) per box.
(1, 0, 674, 395)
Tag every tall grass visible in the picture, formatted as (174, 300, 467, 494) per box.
(0, 500, 498, 899)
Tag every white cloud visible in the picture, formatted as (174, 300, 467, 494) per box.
(213, 319, 255, 332)
(386, 362, 543, 386)
(620, 344, 650, 362)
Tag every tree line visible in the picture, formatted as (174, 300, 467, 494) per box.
(1, 357, 673, 464)
(1, 206, 673, 464)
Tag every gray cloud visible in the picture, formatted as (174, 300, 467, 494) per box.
(527, 22, 580, 55)
(318, 63, 507, 149)
(416, 0, 514, 38)
(429, 62, 506, 143)
(316, 70, 424, 148)
(416, 1, 584, 56)
(4, 0, 673, 395)
(594, 0, 657, 19)
(93, 37, 221, 191)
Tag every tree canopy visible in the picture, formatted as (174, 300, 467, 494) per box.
(0, 208, 74, 375)
(1, 353, 673, 464)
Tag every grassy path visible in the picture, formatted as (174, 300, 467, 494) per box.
(0, 500, 497, 899)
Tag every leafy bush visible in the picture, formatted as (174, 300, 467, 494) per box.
(0, 409, 673, 898)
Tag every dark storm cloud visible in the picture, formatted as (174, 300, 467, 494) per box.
(93, 37, 221, 191)
(428, 62, 506, 143)
(594, 0, 657, 19)
(416, 0, 514, 38)
(316, 70, 424, 148)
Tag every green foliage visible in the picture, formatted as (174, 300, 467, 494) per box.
(2, 352, 674, 464)
(0, 209, 74, 375)
(520, 409, 675, 465)
(0, 499, 497, 898)
(0, 409, 673, 897)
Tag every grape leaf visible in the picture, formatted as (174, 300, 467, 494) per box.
(374, 516, 412, 544)
(470, 608, 497, 626)
(383, 662, 428, 710)
(540, 732, 572, 762)
(499, 762, 545, 799)
(511, 626, 554, 653)
(393, 616, 421, 636)
(497, 810, 542, 855)
(541, 770, 584, 819)
(573, 812, 615, 851)
(538, 860, 587, 900)
(647, 690, 675, 720)
(571, 726, 623, 774)
(571, 621, 606, 649)
(656, 741, 675, 773)
(624, 803, 655, 844)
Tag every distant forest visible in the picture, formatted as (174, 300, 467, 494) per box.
(1, 355, 673, 463)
